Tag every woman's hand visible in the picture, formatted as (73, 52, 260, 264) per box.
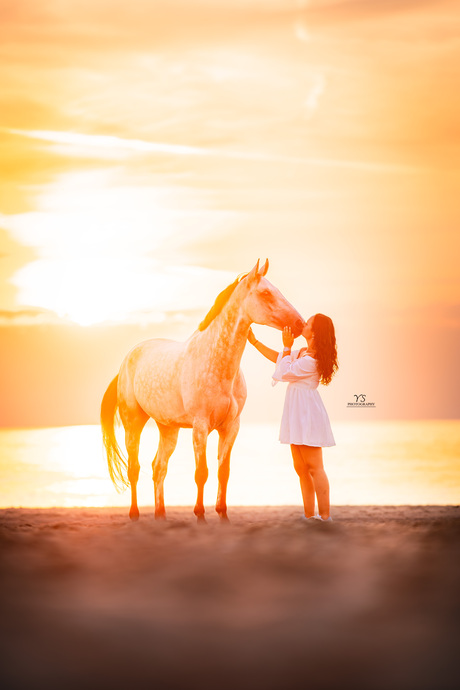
(247, 327, 257, 345)
(248, 329, 278, 362)
(282, 326, 294, 348)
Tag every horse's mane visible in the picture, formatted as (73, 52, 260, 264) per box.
(198, 273, 247, 331)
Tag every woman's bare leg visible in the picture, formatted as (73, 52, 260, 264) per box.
(291, 445, 316, 517)
(298, 445, 330, 519)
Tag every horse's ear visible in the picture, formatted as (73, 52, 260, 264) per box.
(247, 260, 260, 283)
(258, 258, 269, 277)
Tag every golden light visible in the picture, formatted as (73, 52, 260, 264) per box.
(4, 169, 234, 325)
(13, 257, 173, 326)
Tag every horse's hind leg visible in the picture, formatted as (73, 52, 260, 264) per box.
(216, 418, 240, 521)
(124, 414, 148, 521)
(152, 423, 179, 520)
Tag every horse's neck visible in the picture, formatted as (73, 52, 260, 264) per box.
(198, 298, 249, 380)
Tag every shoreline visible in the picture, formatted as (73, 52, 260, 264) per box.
(0, 503, 458, 519)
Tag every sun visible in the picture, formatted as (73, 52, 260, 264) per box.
(8, 172, 181, 325)
(13, 256, 172, 326)
(5, 168, 235, 326)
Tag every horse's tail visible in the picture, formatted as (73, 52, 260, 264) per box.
(101, 375, 129, 491)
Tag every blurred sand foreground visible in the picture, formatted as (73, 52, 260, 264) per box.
(1, 505, 459, 690)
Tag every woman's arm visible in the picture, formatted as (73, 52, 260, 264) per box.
(248, 328, 279, 363)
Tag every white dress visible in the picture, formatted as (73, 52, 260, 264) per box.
(272, 350, 335, 447)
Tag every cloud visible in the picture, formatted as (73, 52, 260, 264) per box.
(7, 128, 421, 173)
(0, 1, 299, 58)
(0, 302, 215, 330)
(4, 1, 456, 178)
(297, 0, 454, 26)
(10, 255, 236, 327)
(0, 308, 61, 326)
(0, 164, 241, 327)
(8, 129, 214, 159)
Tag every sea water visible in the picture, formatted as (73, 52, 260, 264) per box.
(0, 421, 459, 508)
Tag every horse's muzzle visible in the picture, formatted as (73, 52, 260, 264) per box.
(292, 319, 304, 337)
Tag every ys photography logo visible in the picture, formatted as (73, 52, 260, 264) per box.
(347, 394, 376, 408)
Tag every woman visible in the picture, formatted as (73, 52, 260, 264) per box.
(248, 314, 338, 521)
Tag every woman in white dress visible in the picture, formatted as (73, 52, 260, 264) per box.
(248, 314, 338, 521)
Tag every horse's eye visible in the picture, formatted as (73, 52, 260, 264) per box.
(261, 290, 271, 298)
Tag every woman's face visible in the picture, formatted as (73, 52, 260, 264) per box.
(302, 316, 315, 340)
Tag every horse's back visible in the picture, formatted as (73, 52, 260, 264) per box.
(120, 338, 182, 380)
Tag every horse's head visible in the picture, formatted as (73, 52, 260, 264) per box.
(242, 259, 304, 337)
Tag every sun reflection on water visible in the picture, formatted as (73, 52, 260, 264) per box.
(0, 421, 459, 509)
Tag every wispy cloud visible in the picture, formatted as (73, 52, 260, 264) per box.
(8, 129, 213, 158)
(296, 0, 454, 26)
(8, 128, 421, 173)
(0, 308, 61, 326)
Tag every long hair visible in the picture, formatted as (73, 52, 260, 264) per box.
(312, 313, 338, 386)
(198, 274, 247, 331)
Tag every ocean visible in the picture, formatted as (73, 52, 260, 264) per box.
(0, 420, 459, 509)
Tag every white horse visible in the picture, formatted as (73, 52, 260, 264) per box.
(101, 259, 304, 522)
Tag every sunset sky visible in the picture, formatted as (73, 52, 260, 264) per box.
(0, 0, 459, 427)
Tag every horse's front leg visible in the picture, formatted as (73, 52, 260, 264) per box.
(192, 420, 210, 522)
(152, 423, 179, 520)
(216, 418, 240, 521)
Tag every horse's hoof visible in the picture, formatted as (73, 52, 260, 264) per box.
(219, 514, 230, 523)
(155, 512, 166, 521)
(196, 515, 207, 524)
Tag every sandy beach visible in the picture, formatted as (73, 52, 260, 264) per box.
(1, 505, 459, 690)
